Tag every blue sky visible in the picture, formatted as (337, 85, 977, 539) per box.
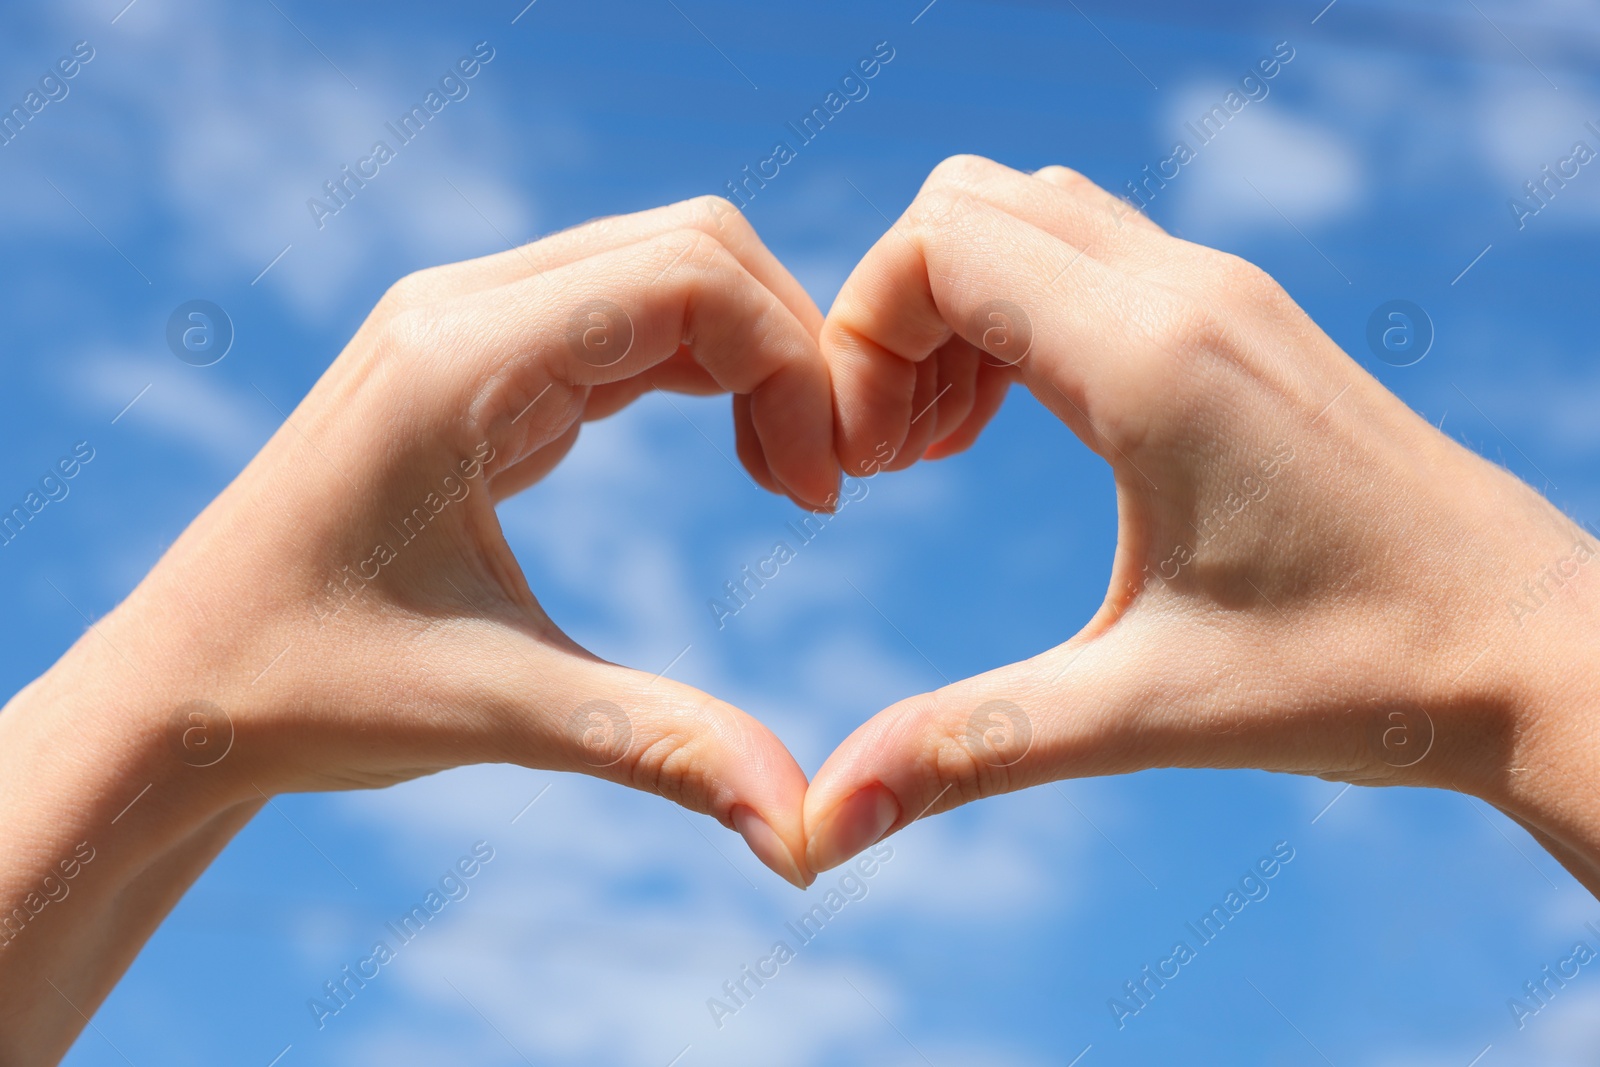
(5, 0, 1600, 1063)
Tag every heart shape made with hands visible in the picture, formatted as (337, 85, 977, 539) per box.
(555, 290, 1036, 887)
(474, 184, 1073, 892)
(279, 155, 1470, 899)
(311, 182, 1053, 893)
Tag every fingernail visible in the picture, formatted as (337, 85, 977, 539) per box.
(806, 783, 900, 874)
(732, 805, 811, 890)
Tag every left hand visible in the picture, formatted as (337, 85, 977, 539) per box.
(0, 195, 839, 1063)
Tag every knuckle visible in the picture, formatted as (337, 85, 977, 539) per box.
(1156, 299, 1233, 364)
(379, 268, 441, 314)
(906, 186, 973, 233)
(625, 727, 708, 809)
(684, 194, 746, 239)
(375, 304, 451, 367)
(924, 153, 1001, 194)
(1032, 164, 1092, 190)
(558, 210, 625, 245)
(589, 685, 735, 816)
(662, 226, 730, 273)
(1207, 251, 1286, 308)
(1038, 166, 1144, 228)
(927, 736, 999, 808)
(906, 697, 1021, 807)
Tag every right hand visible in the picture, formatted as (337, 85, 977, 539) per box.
(802, 155, 1600, 896)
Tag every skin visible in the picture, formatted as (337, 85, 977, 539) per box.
(0, 196, 848, 1063)
(802, 156, 1600, 899)
(2, 158, 1597, 1061)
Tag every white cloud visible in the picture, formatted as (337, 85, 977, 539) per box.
(73, 348, 276, 464)
(1167, 89, 1365, 239)
(332, 765, 906, 1066)
(865, 793, 1068, 922)
(1461, 986, 1600, 1067)
(1474, 84, 1600, 228)
(494, 399, 719, 677)
(6, 0, 543, 324)
(157, 32, 540, 322)
(1527, 986, 1600, 1064)
(790, 630, 934, 722)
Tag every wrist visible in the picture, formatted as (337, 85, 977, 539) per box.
(1461, 521, 1600, 891)
(1494, 635, 1600, 885)
(0, 616, 260, 1062)
(1, 607, 253, 810)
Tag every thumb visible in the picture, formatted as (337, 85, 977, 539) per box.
(803, 592, 1452, 874)
(802, 624, 1161, 874)
(503, 650, 816, 889)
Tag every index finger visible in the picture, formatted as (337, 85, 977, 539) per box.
(400, 227, 842, 509)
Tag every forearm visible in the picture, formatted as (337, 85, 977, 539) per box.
(0, 624, 257, 1065)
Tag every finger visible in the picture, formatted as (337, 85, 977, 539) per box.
(375, 196, 824, 340)
(557, 660, 815, 890)
(924, 360, 1013, 460)
(802, 632, 1149, 874)
(822, 154, 1193, 474)
(411, 228, 839, 510)
(822, 189, 1184, 477)
(888, 356, 943, 472)
(733, 392, 784, 499)
(922, 337, 983, 451)
(1030, 164, 1168, 239)
(920, 156, 1166, 266)
(372, 199, 826, 501)
(579, 348, 724, 421)
(437, 625, 817, 889)
(488, 421, 583, 503)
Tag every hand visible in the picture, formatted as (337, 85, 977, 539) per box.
(174, 196, 838, 875)
(802, 155, 1600, 895)
(1, 196, 836, 1062)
